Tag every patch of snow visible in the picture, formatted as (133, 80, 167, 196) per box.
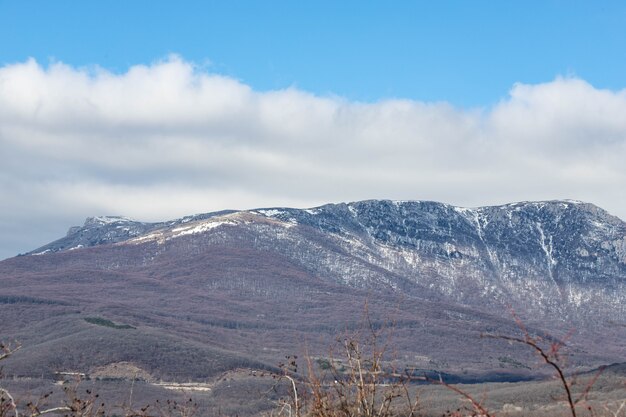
(536, 222, 559, 290)
(284, 219, 298, 228)
(470, 211, 499, 273)
(577, 247, 589, 257)
(334, 232, 369, 253)
(536, 222, 557, 267)
(257, 209, 284, 217)
(398, 247, 420, 267)
(90, 216, 134, 225)
(443, 242, 457, 255)
(591, 220, 607, 230)
(452, 206, 475, 217)
(171, 220, 234, 237)
(567, 285, 591, 308)
(128, 232, 164, 244)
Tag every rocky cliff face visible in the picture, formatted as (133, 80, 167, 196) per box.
(28, 200, 626, 322)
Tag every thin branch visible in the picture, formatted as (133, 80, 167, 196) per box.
(574, 366, 606, 405)
(282, 374, 300, 417)
(603, 399, 626, 417)
(423, 377, 493, 417)
(29, 406, 72, 417)
(483, 333, 576, 416)
(0, 388, 18, 417)
(0, 343, 21, 362)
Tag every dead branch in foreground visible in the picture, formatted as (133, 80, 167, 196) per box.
(482, 310, 607, 417)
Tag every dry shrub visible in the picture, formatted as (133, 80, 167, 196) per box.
(269, 308, 625, 417)
(266, 306, 421, 417)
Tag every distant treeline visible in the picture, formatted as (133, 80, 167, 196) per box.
(84, 317, 136, 329)
(0, 295, 71, 306)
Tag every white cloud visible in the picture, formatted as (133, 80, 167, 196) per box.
(1, 57, 625, 258)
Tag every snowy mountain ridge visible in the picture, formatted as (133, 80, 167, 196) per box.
(26, 199, 626, 321)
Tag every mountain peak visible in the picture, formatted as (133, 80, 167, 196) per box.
(84, 216, 138, 227)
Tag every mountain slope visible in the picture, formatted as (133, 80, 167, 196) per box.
(2, 199, 625, 382)
(26, 199, 626, 320)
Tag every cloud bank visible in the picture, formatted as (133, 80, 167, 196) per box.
(1, 57, 625, 258)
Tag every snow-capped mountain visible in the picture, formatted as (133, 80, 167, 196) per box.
(2, 199, 625, 382)
(28, 200, 626, 321)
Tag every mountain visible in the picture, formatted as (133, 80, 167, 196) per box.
(1, 200, 625, 384)
(26, 199, 626, 319)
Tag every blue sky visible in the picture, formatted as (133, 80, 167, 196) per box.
(2, 1, 626, 107)
(1, 1, 626, 259)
